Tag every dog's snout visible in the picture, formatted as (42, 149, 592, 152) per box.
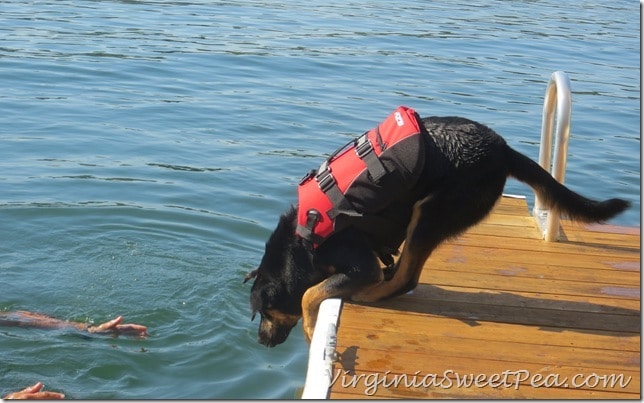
(257, 333, 282, 348)
(256, 316, 296, 347)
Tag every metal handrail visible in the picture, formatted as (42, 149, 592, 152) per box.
(533, 71, 572, 241)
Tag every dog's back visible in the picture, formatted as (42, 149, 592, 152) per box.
(419, 116, 629, 224)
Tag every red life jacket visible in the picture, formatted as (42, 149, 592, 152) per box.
(296, 106, 426, 249)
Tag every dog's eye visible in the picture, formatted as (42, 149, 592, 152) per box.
(251, 310, 271, 321)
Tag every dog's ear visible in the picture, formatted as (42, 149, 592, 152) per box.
(243, 269, 258, 284)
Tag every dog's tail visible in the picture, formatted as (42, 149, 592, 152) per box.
(505, 146, 629, 222)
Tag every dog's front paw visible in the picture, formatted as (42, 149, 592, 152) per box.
(303, 322, 315, 344)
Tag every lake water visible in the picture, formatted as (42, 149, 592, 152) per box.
(0, 0, 639, 399)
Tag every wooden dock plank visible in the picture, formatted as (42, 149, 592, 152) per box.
(352, 291, 639, 334)
(448, 232, 638, 258)
(432, 236, 639, 271)
(426, 258, 640, 287)
(422, 270, 639, 305)
(336, 323, 639, 372)
(328, 196, 640, 399)
(388, 284, 639, 317)
(337, 307, 639, 352)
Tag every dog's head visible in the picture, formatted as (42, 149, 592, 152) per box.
(244, 207, 314, 347)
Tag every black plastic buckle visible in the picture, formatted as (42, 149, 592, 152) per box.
(315, 167, 335, 193)
(306, 209, 321, 226)
(355, 134, 373, 159)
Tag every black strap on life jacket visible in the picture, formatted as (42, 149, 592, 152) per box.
(355, 133, 387, 183)
(296, 209, 325, 249)
(314, 159, 353, 220)
(316, 132, 389, 222)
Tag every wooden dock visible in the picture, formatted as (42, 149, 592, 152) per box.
(327, 195, 640, 399)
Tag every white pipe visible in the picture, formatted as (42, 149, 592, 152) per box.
(301, 298, 343, 399)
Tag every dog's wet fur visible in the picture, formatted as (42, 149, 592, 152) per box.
(245, 115, 629, 347)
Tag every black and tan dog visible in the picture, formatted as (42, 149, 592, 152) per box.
(244, 112, 629, 347)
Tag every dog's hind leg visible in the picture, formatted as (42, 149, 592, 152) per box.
(353, 173, 506, 302)
(351, 194, 441, 302)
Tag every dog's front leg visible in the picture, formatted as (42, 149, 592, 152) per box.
(301, 270, 382, 343)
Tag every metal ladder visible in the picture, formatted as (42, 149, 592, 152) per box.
(532, 71, 572, 241)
